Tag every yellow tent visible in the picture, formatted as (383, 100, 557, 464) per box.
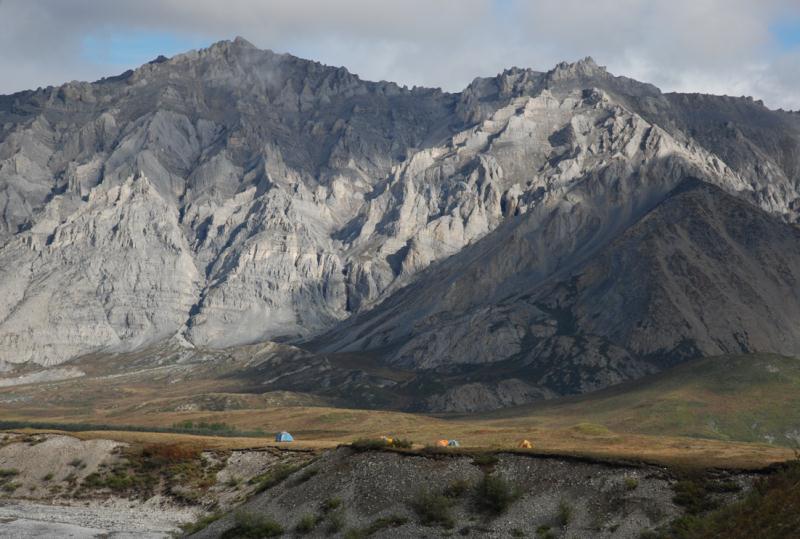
(381, 436, 394, 445)
(518, 439, 533, 449)
(436, 439, 449, 447)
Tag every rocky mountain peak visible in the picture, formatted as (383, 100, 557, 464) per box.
(547, 56, 607, 81)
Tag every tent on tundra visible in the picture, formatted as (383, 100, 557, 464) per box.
(447, 440, 460, 447)
(518, 439, 532, 449)
(275, 431, 294, 442)
(436, 439, 449, 447)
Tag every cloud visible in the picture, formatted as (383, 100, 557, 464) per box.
(0, 0, 798, 109)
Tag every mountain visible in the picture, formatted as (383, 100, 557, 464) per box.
(1, 38, 799, 411)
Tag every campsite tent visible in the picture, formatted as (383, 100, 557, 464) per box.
(436, 439, 449, 447)
(518, 439, 532, 449)
(447, 440, 460, 447)
(275, 431, 294, 442)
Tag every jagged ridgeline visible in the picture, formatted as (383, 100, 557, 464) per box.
(1, 38, 800, 411)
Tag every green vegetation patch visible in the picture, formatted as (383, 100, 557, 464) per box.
(645, 461, 800, 538)
(77, 442, 223, 501)
(409, 489, 456, 528)
(222, 510, 283, 538)
(473, 474, 521, 516)
(0, 419, 266, 438)
(179, 512, 223, 535)
(249, 462, 306, 493)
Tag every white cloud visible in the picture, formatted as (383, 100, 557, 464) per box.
(0, 0, 798, 109)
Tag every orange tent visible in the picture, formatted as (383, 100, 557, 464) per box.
(436, 439, 449, 447)
(518, 439, 533, 449)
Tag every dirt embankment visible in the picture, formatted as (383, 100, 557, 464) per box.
(0, 432, 312, 537)
(192, 447, 754, 539)
(0, 432, 757, 538)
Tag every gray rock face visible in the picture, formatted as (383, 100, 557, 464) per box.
(1, 40, 800, 410)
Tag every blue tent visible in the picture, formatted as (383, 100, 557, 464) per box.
(447, 439, 460, 447)
(275, 431, 294, 442)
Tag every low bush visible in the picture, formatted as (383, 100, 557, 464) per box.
(295, 513, 319, 534)
(1, 482, 20, 493)
(222, 510, 283, 538)
(672, 479, 720, 514)
(141, 443, 202, 464)
(445, 478, 472, 498)
(249, 463, 304, 493)
(536, 524, 556, 538)
(350, 438, 389, 451)
(409, 489, 455, 528)
(326, 510, 345, 534)
(624, 477, 639, 490)
(179, 512, 223, 535)
(472, 454, 499, 467)
(557, 499, 572, 526)
(473, 474, 520, 515)
(390, 438, 413, 449)
(321, 496, 342, 514)
(0, 469, 19, 479)
(293, 467, 318, 485)
(651, 461, 800, 538)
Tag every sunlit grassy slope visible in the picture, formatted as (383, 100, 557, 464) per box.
(481, 354, 800, 445)
(1, 354, 799, 468)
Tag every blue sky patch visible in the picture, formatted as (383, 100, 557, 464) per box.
(82, 30, 211, 68)
(771, 19, 800, 50)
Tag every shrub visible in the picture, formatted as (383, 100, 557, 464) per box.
(624, 477, 639, 490)
(0, 469, 19, 478)
(350, 438, 388, 451)
(42, 472, 54, 481)
(654, 461, 800, 538)
(557, 499, 572, 527)
(326, 510, 345, 534)
(409, 489, 455, 528)
(226, 477, 241, 488)
(511, 528, 525, 537)
(249, 463, 304, 493)
(1, 482, 20, 493)
(472, 454, 499, 466)
(223, 510, 283, 538)
(180, 512, 223, 535)
(321, 497, 342, 513)
(363, 515, 408, 534)
(445, 479, 472, 498)
(672, 479, 719, 514)
(68, 458, 85, 468)
(536, 524, 556, 538)
(293, 467, 318, 485)
(141, 443, 202, 464)
(390, 438, 413, 449)
(295, 513, 319, 534)
(474, 474, 520, 515)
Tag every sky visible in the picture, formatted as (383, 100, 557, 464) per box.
(0, 0, 799, 110)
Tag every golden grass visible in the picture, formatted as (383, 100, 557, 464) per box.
(1, 354, 798, 470)
(4, 405, 793, 470)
